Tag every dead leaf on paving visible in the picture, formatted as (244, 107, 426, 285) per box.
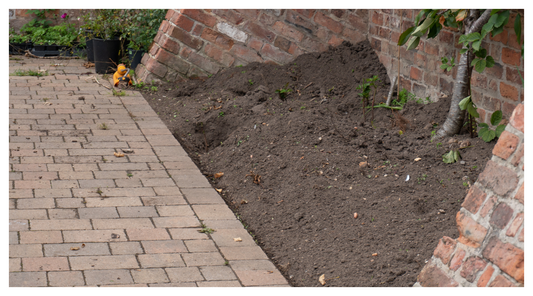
(114, 152, 124, 157)
(319, 274, 326, 285)
(214, 172, 224, 178)
(233, 237, 242, 242)
(215, 188, 222, 193)
(70, 247, 80, 251)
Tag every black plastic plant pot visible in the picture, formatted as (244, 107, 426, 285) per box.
(128, 49, 145, 71)
(93, 38, 121, 74)
(86, 39, 95, 62)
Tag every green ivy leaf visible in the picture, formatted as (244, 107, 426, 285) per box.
(440, 64, 449, 70)
(495, 124, 506, 137)
(492, 24, 505, 37)
(481, 129, 496, 142)
(398, 26, 415, 46)
(514, 13, 522, 44)
(475, 48, 487, 58)
(475, 59, 487, 73)
(427, 22, 442, 39)
(467, 104, 480, 118)
(486, 56, 495, 68)
(491, 9, 501, 16)
(472, 39, 482, 51)
(478, 123, 489, 129)
(406, 36, 421, 50)
(494, 10, 510, 28)
(471, 58, 480, 67)
(466, 32, 481, 42)
(459, 96, 472, 110)
(460, 48, 468, 54)
(491, 110, 503, 125)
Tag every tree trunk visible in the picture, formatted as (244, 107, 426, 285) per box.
(436, 9, 492, 139)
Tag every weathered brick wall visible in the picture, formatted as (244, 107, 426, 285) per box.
(415, 103, 524, 287)
(136, 9, 368, 82)
(368, 9, 524, 122)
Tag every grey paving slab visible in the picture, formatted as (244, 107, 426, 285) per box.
(9, 56, 288, 287)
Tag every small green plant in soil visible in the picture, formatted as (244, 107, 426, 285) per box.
(248, 79, 254, 85)
(356, 75, 380, 122)
(459, 96, 506, 142)
(150, 86, 158, 92)
(198, 224, 214, 234)
(275, 83, 292, 99)
(442, 149, 461, 164)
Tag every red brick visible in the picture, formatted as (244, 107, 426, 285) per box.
(489, 274, 515, 287)
(508, 31, 523, 50)
(410, 66, 423, 81)
(274, 36, 291, 53)
(499, 82, 518, 101)
(514, 183, 524, 204)
(261, 43, 293, 64)
(470, 71, 487, 88)
(165, 9, 176, 21)
(477, 265, 495, 287)
(505, 212, 524, 237)
(294, 9, 316, 19)
(439, 31, 454, 43)
(180, 47, 192, 58)
(235, 9, 260, 20)
(490, 28, 509, 44)
(247, 37, 263, 52)
(502, 101, 517, 120)
(371, 11, 383, 26)
(449, 248, 466, 271)
(155, 48, 190, 74)
(191, 23, 203, 37)
(418, 264, 459, 287)
(348, 14, 368, 32)
(342, 27, 366, 44)
(391, 31, 400, 44)
(187, 51, 221, 74)
(501, 47, 521, 66)
(286, 10, 316, 35)
(518, 227, 524, 242)
(505, 67, 524, 85)
(271, 21, 304, 43)
(203, 43, 222, 62)
(328, 35, 344, 47)
(215, 34, 234, 51)
(168, 26, 203, 51)
(490, 202, 514, 229)
(456, 211, 488, 248)
(159, 20, 170, 34)
(509, 103, 524, 132)
(477, 160, 519, 197)
(314, 12, 343, 34)
(492, 131, 519, 160)
(172, 13, 195, 32)
(479, 195, 497, 217)
(181, 9, 216, 27)
(485, 62, 504, 78)
(483, 236, 524, 283)
(212, 9, 244, 25)
(258, 12, 277, 27)
(159, 36, 180, 54)
(243, 21, 276, 43)
(460, 257, 487, 282)
(201, 27, 218, 43)
(414, 53, 426, 68)
(510, 142, 524, 167)
(433, 236, 456, 265)
(230, 44, 263, 63)
(461, 185, 487, 214)
(331, 9, 345, 19)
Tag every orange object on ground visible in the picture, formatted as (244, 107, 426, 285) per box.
(113, 64, 132, 86)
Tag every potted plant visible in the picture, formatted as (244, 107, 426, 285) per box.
(121, 9, 166, 70)
(81, 9, 124, 73)
(9, 27, 32, 54)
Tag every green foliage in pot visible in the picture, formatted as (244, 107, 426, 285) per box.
(121, 9, 166, 51)
(9, 27, 31, 44)
(81, 9, 122, 40)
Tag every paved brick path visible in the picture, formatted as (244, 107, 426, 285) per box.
(9, 56, 289, 287)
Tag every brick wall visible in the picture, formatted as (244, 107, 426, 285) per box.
(136, 9, 368, 82)
(414, 103, 524, 287)
(367, 9, 524, 123)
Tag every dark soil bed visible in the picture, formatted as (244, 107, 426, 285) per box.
(132, 40, 495, 287)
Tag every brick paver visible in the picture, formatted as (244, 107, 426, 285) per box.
(9, 56, 288, 287)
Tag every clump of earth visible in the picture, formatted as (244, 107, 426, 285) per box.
(134, 40, 495, 286)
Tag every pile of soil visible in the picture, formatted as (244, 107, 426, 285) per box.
(133, 40, 495, 287)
